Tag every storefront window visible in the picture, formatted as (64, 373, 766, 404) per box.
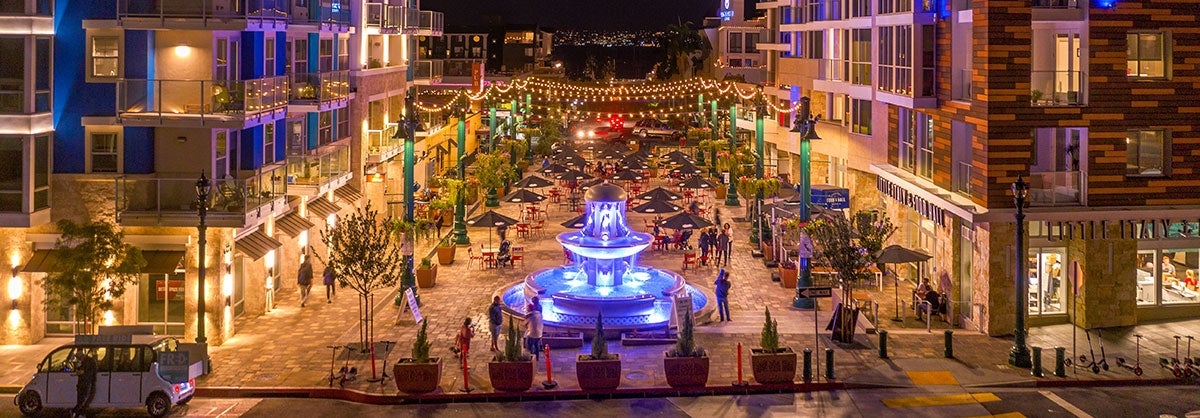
(137, 272, 186, 335)
(1028, 248, 1066, 315)
(1162, 249, 1199, 304)
(1136, 250, 1157, 305)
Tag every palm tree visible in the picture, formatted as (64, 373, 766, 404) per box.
(659, 21, 712, 80)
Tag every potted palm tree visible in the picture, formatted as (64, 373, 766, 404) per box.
(394, 319, 442, 394)
(489, 317, 534, 392)
(576, 313, 621, 390)
(415, 257, 437, 288)
(436, 236, 456, 265)
(663, 311, 708, 388)
(751, 308, 796, 384)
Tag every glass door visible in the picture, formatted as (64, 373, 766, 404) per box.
(1054, 32, 1082, 102)
(137, 272, 186, 335)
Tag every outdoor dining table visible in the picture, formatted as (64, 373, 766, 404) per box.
(811, 266, 885, 291)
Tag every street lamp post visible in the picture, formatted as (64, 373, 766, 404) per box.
(397, 98, 419, 305)
(453, 107, 471, 245)
(1009, 176, 1032, 368)
(792, 97, 821, 309)
(750, 99, 766, 246)
(194, 172, 211, 344)
(725, 105, 741, 207)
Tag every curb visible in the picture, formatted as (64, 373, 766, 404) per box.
(1033, 377, 1189, 388)
(0, 386, 20, 394)
(196, 382, 847, 405)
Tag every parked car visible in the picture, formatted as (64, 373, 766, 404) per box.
(571, 119, 609, 140)
(632, 118, 683, 139)
(592, 126, 626, 142)
(16, 335, 198, 417)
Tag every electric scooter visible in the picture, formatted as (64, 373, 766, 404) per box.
(1116, 334, 1143, 376)
(1095, 329, 1110, 371)
(327, 345, 343, 387)
(1160, 335, 1184, 378)
(1079, 329, 1103, 374)
(335, 344, 359, 388)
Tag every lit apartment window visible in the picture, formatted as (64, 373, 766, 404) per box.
(878, 26, 913, 95)
(89, 132, 119, 173)
(92, 36, 120, 78)
(729, 32, 743, 53)
(1127, 32, 1170, 78)
(850, 98, 871, 135)
(1127, 130, 1169, 176)
(878, 0, 912, 14)
(845, 29, 871, 85)
(898, 109, 917, 171)
(319, 110, 333, 146)
(264, 123, 276, 165)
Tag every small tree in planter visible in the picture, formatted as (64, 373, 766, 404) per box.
(489, 317, 534, 392)
(475, 150, 517, 207)
(806, 215, 872, 344)
(436, 236, 456, 265)
(751, 308, 796, 384)
(415, 257, 437, 288)
(394, 319, 442, 394)
(319, 204, 403, 350)
(576, 313, 621, 390)
(664, 311, 709, 388)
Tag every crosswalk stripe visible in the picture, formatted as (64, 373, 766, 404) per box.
(1040, 390, 1094, 418)
(965, 412, 1027, 418)
(882, 392, 1001, 408)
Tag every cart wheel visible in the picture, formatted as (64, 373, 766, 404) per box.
(1134, 366, 1143, 376)
(1173, 368, 1183, 378)
(1102, 363, 1109, 371)
(1092, 365, 1100, 374)
(1079, 355, 1088, 362)
(1064, 358, 1072, 366)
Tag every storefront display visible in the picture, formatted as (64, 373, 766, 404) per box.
(1028, 248, 1066, 315)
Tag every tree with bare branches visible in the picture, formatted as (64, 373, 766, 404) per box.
(318, 203, 403, 349)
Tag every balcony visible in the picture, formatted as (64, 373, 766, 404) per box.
(290, 2, 352, 31)
(416, 10, 443, 36)
(1032, 0, 1079, 8)
(1032, 0, 1084, 20)
(1029, 171, 1083, 206)
(813, 59, 869, 85)
(366, 1, 403, 33)
(289, 70, 350, 111)
(117, 0, 288, 30)
(398, 7, 420, 34)
(412, 60, 443, 85)
(286, 142, 352, 197)
(1030, 71, 1084, 106)
(116, 76, 289, 128)
(367, 125, 401, 165)
(115, 165, 289, 228)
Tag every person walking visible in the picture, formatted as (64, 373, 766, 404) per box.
(297, 254, 314, 307)
(698, 227, 711, 266)
(715, 269, 732, 322)
(323, 264, 336, 304)
(488, 296, 504, 351)
(716, 227, 731, 267)
(525, 297, 544, 361)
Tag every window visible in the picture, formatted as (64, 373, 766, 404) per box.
(138, 273, 186, 335)
(879, 0, 912, 14)
(846, 29, 871, 85)
(729, 32, 743, 53)
(1127, 130, 1168, 176)
(805, 0, 824, 22)
(265, 37, 276, 76)
(802, 30, 823, 59)
(90, 132, 119, 173)
(0, 37, 24, 113)
(745, 33, 758, 54)
(337, 37, 349, 70)
(1127, 32, 1169, 78)
(264, 123, 276, 165)
(878, 26, 913, 95)
(91, 36, 120, 78)
(1028, 248, 1067, 315)
(336, 107, 349, 141)
(34, 134, 48, 210)
(1137, 249, 1158, 305)
(849, 0, 871, 17)
(0, 136, 19, 212)
(898, 109, 917, 171)
(319, 39, 333, 72)
(318, 110, 333, 146)
(292, 38, 308, 74)
(849, 98, 871, 135)
(1161, 249, 1199, 305)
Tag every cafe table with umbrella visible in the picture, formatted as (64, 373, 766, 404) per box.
(513, 175, 554, 189)
(621, 158, 650, 170)
(659, 211, 714, 230)
(541, 163, 570, 175)
(670, 162, 704, 176)
(661, 150, 692, 164)
(627, 149, 656, 159)
(555, 169, 595, 182)
(556, 154, 588, 168)
(631, 199, 683, 214)
(876, 244, 932, 321)
(636, 187, 683, 202)
(678, 175, 717, 190)
(561, 213, 588, 228)
(579, 178, 605, 190)
(611, 168, 646, 182)
(596, 149, 625, 160)
(466, 210, 521, 251)
(504, 188, 546, 204)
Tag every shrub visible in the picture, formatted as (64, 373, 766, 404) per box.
(412, 319, 432, 362)
(760, 308, 781, 353)
(495, 317, 530, 362)
(668, 310, 705, 358)
(585, 313, 615, 360)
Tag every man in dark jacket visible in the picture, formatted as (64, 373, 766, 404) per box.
(488, 296, 504, 351)
(72, 349, 98, 417)
(715, 269, 732, 321)
(698, 228, 711, 266)
(298, 255, 314, 307)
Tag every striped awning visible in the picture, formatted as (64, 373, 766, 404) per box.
(21, 250, 184, 274)
(235, 231, 282, 260)
(276, 212, 315, 238)
(307, 198, 341, 219)
(334, 187, 363, 205)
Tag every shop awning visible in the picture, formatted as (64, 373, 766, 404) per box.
(334, 186, 363, 205)
(276, 212, 315, 238)
(235, 231, 282, 260)
(307, 198, 341, 220)
(21, 250, 184, 274)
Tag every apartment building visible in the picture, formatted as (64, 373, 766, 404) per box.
(756, 0, 1200, 336)
(0, 0, 456, 346)
(703, 0, 770, 84)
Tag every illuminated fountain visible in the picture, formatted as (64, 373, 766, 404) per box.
(499, 183, 708, 330)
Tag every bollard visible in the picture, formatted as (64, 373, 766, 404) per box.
(1054, 347, 1066, 377)
(733, 342, 748, 386)
(460, 347, 472, 392)
(825, 348, 835, 380)
(944, 330, 954, 358)
(802, 348, 813, 383)
(542, 345, 557, 389)
(879, 330, 889, 359)
(1032, 346, 1044, 377)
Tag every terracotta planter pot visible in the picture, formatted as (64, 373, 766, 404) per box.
(575, 355, 621, 390)
(436, 245, 456, 265)
(439, 209, 453, 226)
(715, 185, 727, 200)
(663, 354, 710, 388)
(488, 361, 534, 392)
(763, 244, 775, 262)
(750, 349, 796, 384)
(393, 358, 442, 394)
(779, 267, 798, 289)
(416, 264, 437, 288)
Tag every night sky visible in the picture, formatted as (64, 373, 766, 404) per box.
(419, 0, 720, 30)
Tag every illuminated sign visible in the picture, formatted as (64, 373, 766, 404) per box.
(719, 0, 734, 21)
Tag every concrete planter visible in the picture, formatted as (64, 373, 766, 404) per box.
(488, 360, 534, 392)
(575, 354, 621, 390)
(393, 358, 441, 394)
(663, 354, 709, 388)
(750, 348, 796, 384)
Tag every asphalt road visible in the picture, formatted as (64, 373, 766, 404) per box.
(2, 386, 1198, 417)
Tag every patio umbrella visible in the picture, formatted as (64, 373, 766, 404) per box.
(628, 149, 656, 159)
(661, 150, 692, 165)
(670, 162, 704, 176)
(556, 154, 588, 167)
(466, 210, 520, 248)
(631, 199, 683, 214)
(659, 212, 713, 230)
(636, 187, 682, 201)
(604, 142, 632, 154)
(620, 158, 650, 170)
(503, 188, 546, 204)
(555, 169, 595, 182)
(579, 178, 605, 190)
(678, 175, 718, 189)
(561, 213, 588, 228)
(540, 163, 569, 174)
(610, 169, 646, 181)
(513, 175, 554, 189)
(876, 244, 932, 321)
(596, 149, 625, 160)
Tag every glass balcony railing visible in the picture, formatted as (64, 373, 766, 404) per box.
(292, 3, 351, 27)
(815, 59, 844, 82)
(117, 0, 289, 23)
(413, 60, 443, 82)
(1032, 0, 1079, 8)
(116, 76, 289, 123)
(290, 70, 350, 105)
(286, 143, 351, 192)
(1031, 70, 1084, 106)
(366, 2, 403, 31)
(1029, 171, 1083, 206)
(417, 10, 443, 35)
(367, 125, 401, 163)
(115, 165, 287, 225)
(399, 7, 420, 33)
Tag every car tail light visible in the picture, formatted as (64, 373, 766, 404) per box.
(173, 384, 180, 394)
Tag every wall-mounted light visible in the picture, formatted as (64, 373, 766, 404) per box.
(8, 269, 19, 310)
(326, 213, 337, 229)
(175, 44, 192, 58)
(298, 230, 309, 250)
(222, 246, 233, 306)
